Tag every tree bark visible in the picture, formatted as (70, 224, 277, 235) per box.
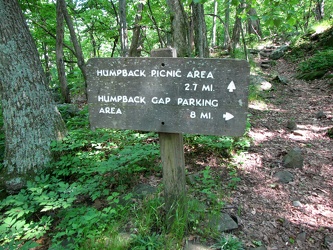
(0, 0, 67, 193)
(129, 3, 144, 57)
(191, 2, 209, 58)
(147, 0, 164, 48)
(315, 0, 325, 21)
(166, 0, 190, 57)
(211, 0, 218, 47)
(224, 0, 231, 51)
(56, 0, 71, 103)
(247, 8, 262, 39)
(58, 0, 87, 98)
(119, 0, 128, 57)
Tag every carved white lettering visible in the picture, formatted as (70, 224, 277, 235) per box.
(177, 98, 218, 107)
(151, 97, 171, 104)
(97, 95, 146, 104)
(96, 69, 146, 77)
(186, 71, 214, 79)
(99, 107, 122, 114)
(151, 70, 181, 77)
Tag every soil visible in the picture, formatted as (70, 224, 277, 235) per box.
(228, 58, 333, 249)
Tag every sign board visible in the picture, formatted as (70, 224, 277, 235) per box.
(87, 58, 249, 136)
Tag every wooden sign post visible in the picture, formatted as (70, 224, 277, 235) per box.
(150, 48, 186, 217)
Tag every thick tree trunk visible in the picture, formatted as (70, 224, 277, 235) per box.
(0, 0, 67, 193)
(56, 0, 71, 103)
(191, 2, 209, 58)
(129, 3, 144, 57)
(166, 0, 190, 57)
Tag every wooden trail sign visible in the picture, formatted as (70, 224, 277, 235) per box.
(87, 57, 249, 136)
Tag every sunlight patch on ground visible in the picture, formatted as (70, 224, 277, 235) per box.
(287, 124, 332, 141)
(249, 101, 268, 111)
(249, 101, 288, 113)
(249, 128, 277, 144)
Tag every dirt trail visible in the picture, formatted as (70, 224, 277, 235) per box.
(233, 59, 333, 249)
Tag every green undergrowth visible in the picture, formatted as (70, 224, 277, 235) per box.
(0, 105, 249, 249)
(287, 21, 333, 81)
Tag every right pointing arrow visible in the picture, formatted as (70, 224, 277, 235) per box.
(227, 81, 236, 92)
(223, 112, 234, 121)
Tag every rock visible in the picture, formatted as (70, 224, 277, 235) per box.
(296, 232, 306, 248)
(132, 184, 157, 199)
(208, 213, 238, 232)
(316, 110, 326, 119)
(183, 242, 210, 250)
(292, 200, 303, 207)
(259, 51, 270, 58)
(186, 173, 200, 186)
(269, 45, 289, 60)
(283, 148, 304, 169)
(261, 60, 273, 69)
(324, 235, 333, 249)
(250, 75, 272, 91)
(296, 231, 306, 241)
(273, 171, 294, 183)
(286, 120, 297, 130)
(273, 75, 289, 85)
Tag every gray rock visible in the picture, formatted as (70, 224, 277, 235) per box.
(274, 75, 289, 85)
(292, 200, 303, 207)
(269, 45, 289, 60)
(208, 213, 238, 232)
(132, 184, 157, 199)
(324, 235, 333, 248)
(316, 111, 326, 119)
(286, 120, 297, 130)
(250, 75, 272, 91)
(283, 148, 304, 169)
(183, 242, 210, 250)
(296, 231, 306, 242)
(273, 171, 294, 183)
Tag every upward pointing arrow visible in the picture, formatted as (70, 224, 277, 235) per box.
(227, 81, 236, 92)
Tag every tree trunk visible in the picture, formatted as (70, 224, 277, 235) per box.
(0, 0, 67, 193)
(119, 0, 128, 57)
(315, 0, 325, 21)
(191, 2, 209, 58)
(231, 15, 241, 54)
(224, 0, 231, 51)
(58, 0, 87, 99)
(56, 0, 71, 103)
(129, 3, 144, 57)
(247, 8, 262, 39)
(147, 0, 164, 47)
(166, 0, 190, 57)
(211, 0, 218, 47)
(42, 42, 51, 85)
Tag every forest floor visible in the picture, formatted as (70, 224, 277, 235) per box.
(226, 58, 333, 249)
